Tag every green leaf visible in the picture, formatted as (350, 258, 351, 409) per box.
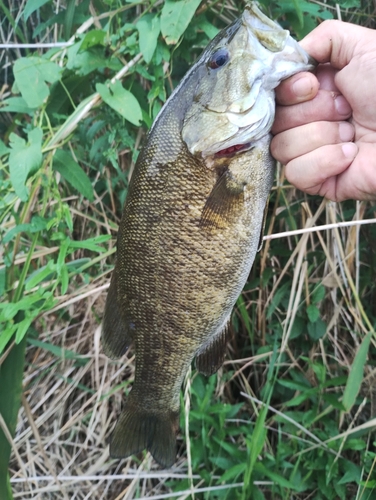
(67, 43, 119, 76)
(13, 57, 61, 108)
(64, 0, 76, 39)
(307, 318, 326, 341)
(197, 16, 220, 39)
(137, 14, 160, 64)
(15, 316, 33, 344)
(69, 235, 111, 253)
(80, 29, 106, 51)
(292, 0, 304, 27)
(25, 260, 56, 291)
(0, 269, 5, 297)
(342, 332, 372, 412)
(53, 150, 94, 201)
(96, 81, 142, 126)
(9, 128, 43, 201)
(3, 216, 47, 244)
(0, 97, 36, 114)
(307, 304, 320, 323)
(24, 0, 50, 21)
(28, 338, 89, 363)
(220, 462, 246, 482)
(255, 462, 296, 489)
(161, 0, 201, 45)
(312, 284, 326, 304)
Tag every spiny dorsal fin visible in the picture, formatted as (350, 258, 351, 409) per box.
(195, 319, 230, 377)
(102, 271, 132, 359)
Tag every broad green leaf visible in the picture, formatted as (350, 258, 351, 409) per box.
(25, 260, 56, 291)
(342, 332, 372, 412)
(137, 14, 160, 64)
(307, 304, 320, 323)
(338, 461, 361, 484)
(312, 284, 326, 304)
(13, 57, 61, 108)
(9, 128, 43, 201)
(0, 97, 37, 114)
(67, 43, 120, 76)
(24, 0, 50, 21)
(79, 29, 106, 51)
(97, 81, 142, 126)
(3, 216, 47, 244)
(307, 318, 326, 340)
(161, 0, 201, 44)
(53, 150, 94, 201)
(15, 316, 33, 344)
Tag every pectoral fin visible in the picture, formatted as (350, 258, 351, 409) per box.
(200, 170, 245, 229)
(102, 271, 132, 359)
(195, 319, 230, 377)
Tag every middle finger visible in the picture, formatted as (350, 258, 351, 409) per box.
(272, 89, 352, 134)
(270, 120, 355, 164)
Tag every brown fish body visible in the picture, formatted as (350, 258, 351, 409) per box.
(103, 3, 315, 467)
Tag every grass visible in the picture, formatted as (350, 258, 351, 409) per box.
(1, 0, 376, 498)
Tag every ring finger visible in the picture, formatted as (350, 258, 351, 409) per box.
(271, 120, 355, 164)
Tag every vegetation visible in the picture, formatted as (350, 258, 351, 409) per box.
(1, 0, 376, 498)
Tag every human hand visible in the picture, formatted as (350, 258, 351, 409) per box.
(271, 20, 376, 201)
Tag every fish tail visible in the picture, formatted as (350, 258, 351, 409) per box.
(110, 398, 179, 468)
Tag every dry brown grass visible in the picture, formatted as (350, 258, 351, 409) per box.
(7, 189, 376, 498)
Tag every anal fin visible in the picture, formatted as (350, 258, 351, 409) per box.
(195, 320, 230, 377)
(102, 271, 132, 359)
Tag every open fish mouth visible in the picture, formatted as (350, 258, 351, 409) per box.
(214, 142, 252, 157)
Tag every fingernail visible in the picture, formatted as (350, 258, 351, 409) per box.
(339, 122, 354, 142)
(292, 76, 313, 98)
(335, 95, 352, 116)
(342, 142, 358, 159)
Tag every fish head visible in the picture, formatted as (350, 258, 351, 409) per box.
(181, 2, 316, 159)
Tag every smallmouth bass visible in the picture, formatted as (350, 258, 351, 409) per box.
(102, 2, 315, 468)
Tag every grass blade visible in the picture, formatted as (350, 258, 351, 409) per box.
(0, 337, 27, 500)
(343, 332, 372, 412)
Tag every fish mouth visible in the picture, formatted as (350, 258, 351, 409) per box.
(214, 142, 252, 157)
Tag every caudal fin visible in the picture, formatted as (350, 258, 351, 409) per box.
(110, 401, 179, 468)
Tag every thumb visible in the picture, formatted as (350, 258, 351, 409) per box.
(300, 20, 374, 69)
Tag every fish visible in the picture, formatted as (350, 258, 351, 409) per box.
(102, 2, 315, 468)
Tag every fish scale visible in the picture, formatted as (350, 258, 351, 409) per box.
(102, 2, 315, 467)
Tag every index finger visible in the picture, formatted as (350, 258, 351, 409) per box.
(275, 72, 319, 106)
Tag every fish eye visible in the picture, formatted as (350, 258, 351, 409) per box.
(208, 48, 229, 70)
